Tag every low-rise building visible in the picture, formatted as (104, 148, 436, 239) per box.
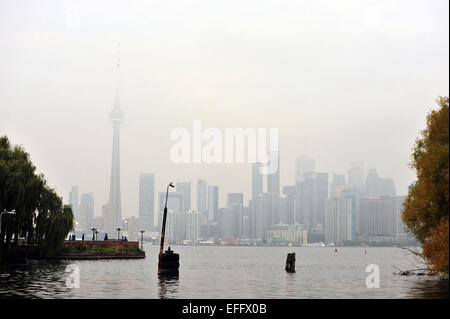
(266, 223, 308, 246)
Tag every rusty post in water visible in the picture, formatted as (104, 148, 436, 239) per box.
(285, 252, 296, 273)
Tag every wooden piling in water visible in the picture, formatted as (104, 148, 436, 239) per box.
(285, 252, 296, 273)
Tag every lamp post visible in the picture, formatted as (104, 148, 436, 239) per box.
(95, 230, 99, 241)
(116, 227, 122, 240)
(159, 182, 174, 255)
(139, 229, 146, 250)
(0, 209, 16, 233)
(158, 182, 179, 276)
(91, 227, 97, 241)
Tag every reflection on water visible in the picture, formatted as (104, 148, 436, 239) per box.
(0, 246, 448, 299)
(406, 277, 449, 299)
(0, 260, 76, 299)
(158, 275, 180, 299)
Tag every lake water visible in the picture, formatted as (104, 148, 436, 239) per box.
(0, 245, 448, 299)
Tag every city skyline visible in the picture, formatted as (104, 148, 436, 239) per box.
(68, 157, 401, 235)
(1, 0, 448, 219)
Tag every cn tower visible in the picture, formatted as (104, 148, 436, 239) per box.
(105, 43, 124, 237)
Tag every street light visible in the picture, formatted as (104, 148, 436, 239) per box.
(158, 182, 179, 276)
(0, 209, 16, 233)
(139, 229, 146, 250)
(116, 227, 122, 240)
(91, 227, 97, 241)
(95, 230, 99, 241)
(159, 182, 174, 255)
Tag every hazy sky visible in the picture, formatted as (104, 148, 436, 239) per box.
(0, 0, 448, 219)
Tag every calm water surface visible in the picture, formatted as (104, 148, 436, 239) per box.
(0, 246, 448, 299)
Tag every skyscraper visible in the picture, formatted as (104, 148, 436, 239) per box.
(218, 207, 235, 241)
(78, 192, 94, 232)
(267, 151, 280, 225)
(295, 172, 328, 229)
(226, 193, 244, 207)
(104, 44, 124, 237)
(196, 179, 208, 224)
(207, 185, 219, 222)
(186, 211, 201, 242)
(249, 193, 272, 241)
(123, 216, 139, 241)
(295, 155, 315, 182)
(157, 191, 184, 230)
(364, 168, 396, 197)
(251, 163, 263, 200)
(176, 182, 191, 211)
(267, 151, 280, 200)
(348, 162, 364, 188)
(325, 197, 353, 245)
(158, 191, 185, 213)
(281, 186, 296, 225)
(314, 172, 329, 227)
(69, 186, 79, 222)
(359, 196, 406, 243)
(139, 173, 155, 232)
(330, 173, 346, 198)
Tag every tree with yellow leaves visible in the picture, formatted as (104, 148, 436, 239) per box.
(403, 96, 449, 274)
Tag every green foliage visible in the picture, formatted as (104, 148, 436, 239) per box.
(0, 136, 73, 263)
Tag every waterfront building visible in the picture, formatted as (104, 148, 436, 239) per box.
(266, 223, 308, 246)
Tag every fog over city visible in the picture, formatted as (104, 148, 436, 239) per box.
(0, 0, 448, 219)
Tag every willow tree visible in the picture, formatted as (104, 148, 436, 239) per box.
(0, 136, 73, 263)
(403, 96, 449, 274)
(35, 185, 74, 255)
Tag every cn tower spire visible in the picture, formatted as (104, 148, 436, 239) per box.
(114, 42, 121, 110)
(110, 42, 124, 121)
